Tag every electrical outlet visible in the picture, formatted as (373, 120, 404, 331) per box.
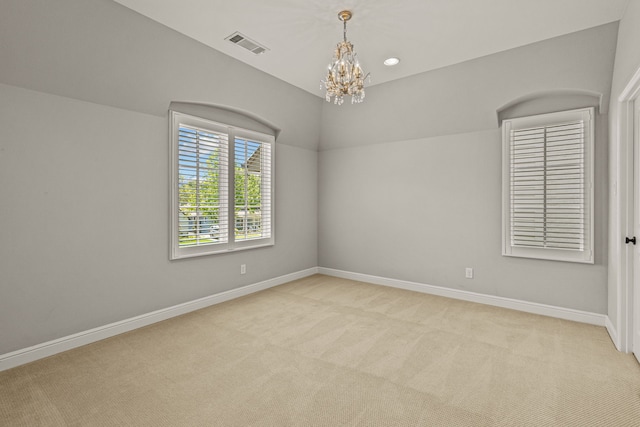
(240, 264, 246, 275)
(465, 268, 473, 279)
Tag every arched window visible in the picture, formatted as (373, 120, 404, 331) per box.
(499, 92, 598, 263)
(169, 103, 278, 259)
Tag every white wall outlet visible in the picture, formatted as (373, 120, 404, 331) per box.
(240, 264, 246, 275)
(465, 267, 473, 279)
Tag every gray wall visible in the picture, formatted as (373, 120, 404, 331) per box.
(321, 23, 617, 150)
(0, 0, 321, 354)
(319, 23, 618, 314)
(607, 0, 640, 341)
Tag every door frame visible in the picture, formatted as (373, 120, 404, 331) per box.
(618, 65, 640, 354)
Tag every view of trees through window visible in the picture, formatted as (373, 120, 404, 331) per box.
(234, 138, 265, 242)
(178, 126, 267, 247)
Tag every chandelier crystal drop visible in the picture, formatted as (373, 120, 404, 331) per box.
(321, 10, 370, 105)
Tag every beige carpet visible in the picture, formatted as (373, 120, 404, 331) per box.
(1, 274, 640, 426)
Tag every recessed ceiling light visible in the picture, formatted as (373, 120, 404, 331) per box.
(384, 57, 400, 66)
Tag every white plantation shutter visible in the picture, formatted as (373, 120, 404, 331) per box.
(234, 137, 272, 242)
(170, 111, 275, 259)
(177, 124, 229, 247)
(502, 108, 593, 263)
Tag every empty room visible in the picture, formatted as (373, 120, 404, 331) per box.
(1, 0, 640, 425)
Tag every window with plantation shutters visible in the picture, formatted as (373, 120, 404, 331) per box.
(502, 108, 594, 263)
(177, 124, 229, 249)
(170, 111, 275, 259)
(234, 137, 272, 242)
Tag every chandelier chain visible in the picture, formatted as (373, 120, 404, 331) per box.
(343, 20, 347, 42)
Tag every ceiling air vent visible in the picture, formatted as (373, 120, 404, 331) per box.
(225, 32, 269, 55)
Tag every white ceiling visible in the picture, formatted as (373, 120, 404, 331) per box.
(113, 0, 629, 98)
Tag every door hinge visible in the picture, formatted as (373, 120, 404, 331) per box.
(625, 236, 636, 245)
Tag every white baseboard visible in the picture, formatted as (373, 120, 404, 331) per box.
(318, 267, 607, 327)
(1, 266, 613, 372)
(0, 267, 319, 372)
(605, 316, 621, 351)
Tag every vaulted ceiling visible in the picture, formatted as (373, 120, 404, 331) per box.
(113, 0, 629, 97)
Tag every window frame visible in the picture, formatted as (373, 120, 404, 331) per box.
(501, 107, 594, 264)
(170, 111, 275, 260)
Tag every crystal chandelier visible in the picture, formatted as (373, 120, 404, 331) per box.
(321, 10, 370, 105)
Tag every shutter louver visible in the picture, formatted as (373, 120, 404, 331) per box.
(509, 120, 585, 251)
(178, 125, 229, 247)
